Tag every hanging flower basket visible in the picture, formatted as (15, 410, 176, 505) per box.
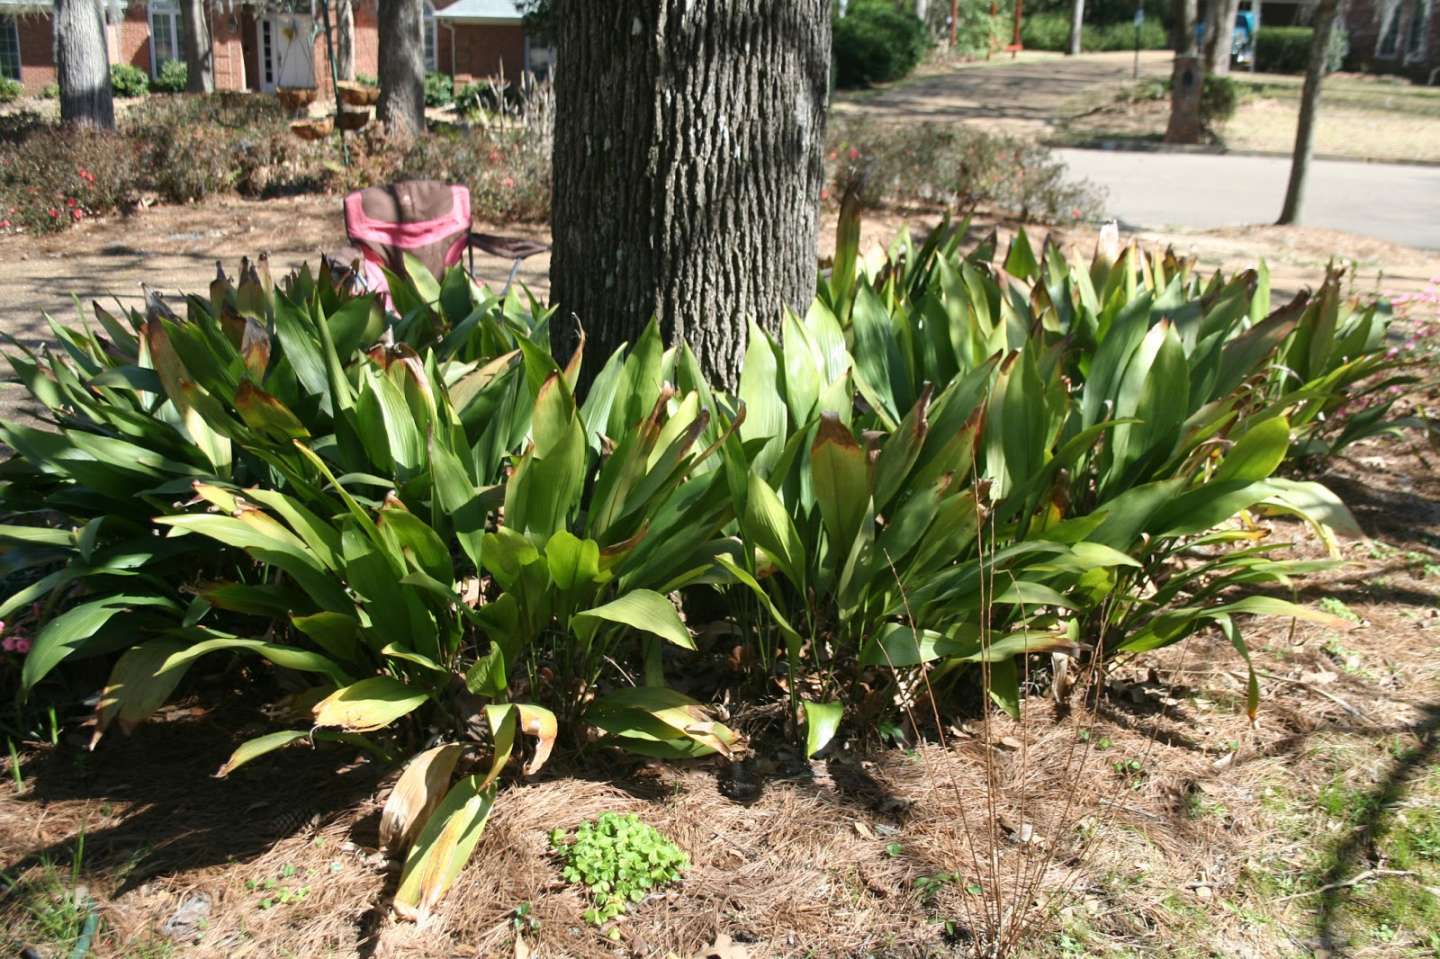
(277, 86, 319, 113)
(337, 81, 380, 107)
(336, 107, 372, 131)
(290, 117, 334, 141)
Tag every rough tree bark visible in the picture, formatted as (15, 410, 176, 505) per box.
(1277, 0, 1340, 224)
(55, 0, 114, 129)
(336, 0, 356, 81)
(1203, 0, 1240, 76)
(1165, 0, 1203, 143)
(1068, 0, 1085, 55)
(550, 1, 832, 392)
(378, 0, 425, 137)
(180, 0, 215, 93)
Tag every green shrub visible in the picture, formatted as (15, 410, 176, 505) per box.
(110, 63, 149, 98)
(550, 814, 689, 926)
(424, 71, 453, 107)
(828, 119, 1102, 222)
(834, 1, 931, 88)
(40, 82, 59, 99)
(1255, 25, 1348, 73)
(0, 77, 22, 103)
(152, 59, 188, 94)
(1021, 12, 1168, 51)
(1199, 73, 1239, 126)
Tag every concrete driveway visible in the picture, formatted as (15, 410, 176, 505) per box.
(1059, 148, 1440, 250)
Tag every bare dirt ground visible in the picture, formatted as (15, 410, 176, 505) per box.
(0, 195, 1438, 957)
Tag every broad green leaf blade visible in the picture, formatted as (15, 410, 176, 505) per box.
(312, 676, 429, 732)
(393, 775, 497, 922)
(802, 701, 843, 758)
(574, 590, 694, 651)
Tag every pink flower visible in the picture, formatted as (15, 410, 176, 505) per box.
(2, 634, 30, 654)
(848, 147, 860, 160)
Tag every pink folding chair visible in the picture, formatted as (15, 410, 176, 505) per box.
(337, 180, 547, 306)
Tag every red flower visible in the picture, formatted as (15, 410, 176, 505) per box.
(502, 176, 515, 189)
(47, 208, 59, 219)
(65, 197, 78, 208)
(848, 147, 860, 160)
(71, 209, 84, 221)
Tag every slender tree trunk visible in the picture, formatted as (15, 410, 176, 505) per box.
(336, 0, 356, 81)
(181, 0, 215, 93)
(1204, 0, 1239, 75)
(55, 0, 114, 129)
(1277, 0, 1339, 224)
(1068, 0, 1085, 55)
(378, 0, 424, 137)
(550, 1, 832, 392)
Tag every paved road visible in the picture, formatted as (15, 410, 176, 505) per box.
(1058, 148, 1440, 250)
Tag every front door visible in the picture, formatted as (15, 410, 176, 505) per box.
(258, 13, 315, 91)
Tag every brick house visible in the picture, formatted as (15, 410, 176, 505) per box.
(1344, 0, 1438, 82)
(1240, 0, 1436, 83)
(0, 0, 541, 96)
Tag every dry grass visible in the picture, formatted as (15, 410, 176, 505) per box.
(1059, 71, 1440, 164)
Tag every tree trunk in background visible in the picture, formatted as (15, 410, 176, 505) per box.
(180, 0, 214, 93)
(1277, 0, 1339, 224)
(55, 0, 114, 129)
(337, 0, 356, 81)
(1204, 0, 1239, 75)
(378, 0, 425, 137)
(1175, 0, 1198, 55)
(1068, 0, 1084, 55)
(550, 1, 832, 392)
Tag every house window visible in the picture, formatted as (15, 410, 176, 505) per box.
(1377, 0, 1404, 58)
(0, 16, 20, 81)
(423, 2, 437, 72)
(1405, 0, 1430, 60)
(148, 1, 186, 76)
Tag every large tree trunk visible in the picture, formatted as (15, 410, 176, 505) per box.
(55, 0, 114, 129)
(1067, 0, 1085, 55)
(378, 0, 425, 138)
(1174, 0, 1199, 55)
(550, 1, 832, 392)
(180, 0, 215, 93)
(336, 0, 356, 81)
(1277, 0, 1339, 224)
(1203, 0, 1239, 76)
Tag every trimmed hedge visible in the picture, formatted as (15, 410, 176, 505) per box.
(1254, 25, 1348, 74)
(834, 1, 931, 88)
(1021, 12, 1168, 52)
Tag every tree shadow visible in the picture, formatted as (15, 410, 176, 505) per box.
(1314, 701, 1440, 956)
(0, 703, 386, 899)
